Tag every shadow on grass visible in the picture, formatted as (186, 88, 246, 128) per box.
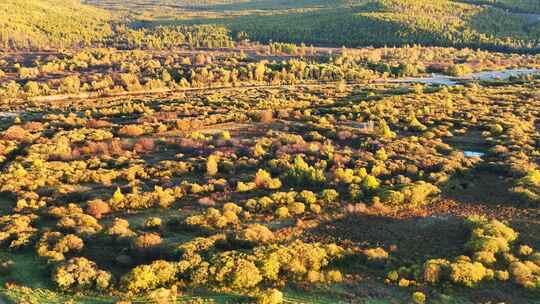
(309, 213, 469, 263)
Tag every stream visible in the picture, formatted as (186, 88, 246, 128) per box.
(387, 68, 540, 86)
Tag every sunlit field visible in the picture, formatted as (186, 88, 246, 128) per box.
(1, 0, 540, 303)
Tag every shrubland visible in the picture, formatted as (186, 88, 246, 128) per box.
(0, 41, 539, 303)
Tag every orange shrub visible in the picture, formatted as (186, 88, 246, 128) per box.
(3, 126, 31, 141)
(133, 232, 163, 251)
(118, 125, 145, 137)
(86, 199, 111, 219)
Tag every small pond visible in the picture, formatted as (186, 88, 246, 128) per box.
(464, 151, 485, 158)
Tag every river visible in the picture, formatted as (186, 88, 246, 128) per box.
(386, 68, 540, 86)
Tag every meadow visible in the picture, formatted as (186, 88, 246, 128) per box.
(1, 0, 540, 303)
(1, 44, 540, 303)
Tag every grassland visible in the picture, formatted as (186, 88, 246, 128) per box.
(1, 1, 540, 304)
(1, 45, 540, 303)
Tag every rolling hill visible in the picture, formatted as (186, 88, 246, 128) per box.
(0, 0, 113, 50)
(3, 0, 540, 51)
(88, 0, 540, 52)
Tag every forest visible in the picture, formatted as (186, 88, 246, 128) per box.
(460, 0, 540, 13)
(90, 0, 540, 52)
(1, 0, 540, 52)
(0, 0, 540, 304)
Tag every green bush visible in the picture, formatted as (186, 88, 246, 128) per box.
(36, 232, 84, 262)
(361, 175, 380, 192)
(0, 214, 38, 249)
(257, 289, 283, 304)
(422, 258, 450, 284)
(185, 206, 239, 230)
(449, 260, 488, 287)
(513, 169, 540, 204)
(178, 235, 226, 257)
(56, 213, 102, 236)
(209, 252, 263, 290)
(320, 189, 339, 205)
(144, 217, 162, 229)
(473, 251, 497, 265)
(510, 261, 540, 290)
(363, 247, 389, 264)
(206, 155, 219, 176)
(107, 218, 135, 238)
(326, 270, 343, 282)
(238, 224, 274, 244)
(298, 190, 317, 204)
(285, 155, 326, 187)
(253, 240, 344, 282)
(465, 216, 518, 254)
(52, 257, 112, 290)
(254, 169, 282, 189)
(121, 260, 177, 293)
(412, 291, 426, 304)
(289, 202, 305, 215)
(275, 207, 290, 219)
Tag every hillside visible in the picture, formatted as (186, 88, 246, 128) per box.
(0, 0, 113, 50)
(87, 0, 540, 52)
(201, 0, 540, 51)
(5, 0, 540, 51)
